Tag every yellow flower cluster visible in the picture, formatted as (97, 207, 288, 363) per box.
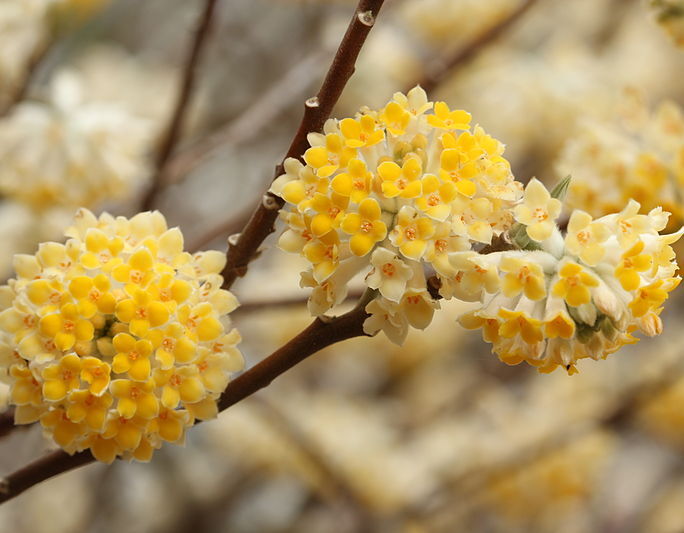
(271, 86, 522, 344)
(558, 93, 684, 231)
(0, 209, 243, 462)
(651, 0, 684, 48)
(484, 432, 615, 524)
(459, 180, 683, 374)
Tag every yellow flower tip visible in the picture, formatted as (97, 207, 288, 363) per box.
(0, 210, 244, 462)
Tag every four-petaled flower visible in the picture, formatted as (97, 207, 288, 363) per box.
(514, 178, 562, 242)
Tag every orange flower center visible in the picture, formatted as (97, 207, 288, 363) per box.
(533, 208, 548, 222)
(360, 221, 373, 233)
(404, 226, 417, 240)
(382, 263, 396, 277)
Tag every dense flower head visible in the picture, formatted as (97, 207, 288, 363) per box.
(458, 179, 683, 374)
(272, 86, 522, 344)
(0, 209, 243, 462)
(0, 71, 152, 212)
(558, 92, 684, 232)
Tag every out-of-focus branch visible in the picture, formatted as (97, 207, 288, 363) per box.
(140, 0, 219, 211)
(220, 0, 386, 290)
(164, 49, 329, 186)
(0, 299, 372, 504)
(233, 288, 365, 315)
(415, 0, 539, 94)
(0, 38, 50, 118)
(250, 396, 374, 524)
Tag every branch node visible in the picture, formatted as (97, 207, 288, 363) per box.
(305, 96, 320, 108)
(261, 194, 281, 211)
(356, 10, 375, 27)
(0, 478, 9, 496)
(318, 314, 334, 324)
(227, 233, 241, 247)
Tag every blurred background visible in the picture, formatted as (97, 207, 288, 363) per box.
(2, 0, 684, 531)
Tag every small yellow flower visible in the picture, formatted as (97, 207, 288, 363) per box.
(389, 206, 435, 260)
(10, 365, 42, 406)
(154, 366, 205, 409)
(309, 192, 349, 237)
(498, 309, 544, 344)
(427, 102, 471, 130)
(543, 312, 576, 340)
(115, 288, 170, 337)
(41, 354, 83, 401)
(500, 256, 547, 300)
(565, 210, 611, 266)
(147, 323, 197, 369)
(629, 278, 680, 317)
(330, 158, 372, 203)
(339, 115, 384, 148)
(80, 356, 111, 395)
(552, 262, 599, 307)
(341, 198, 388, 256)
(110, 378, 159, 419)
(112, 333, 154, 381)
(415, 174, 458, 221)
(378, 157, 423, 199)
(379, 101, 410, 136)
(66, 390, 113, 431)
(438, 147, 477, 197)
(39, 303, 95, 351)
(615, 241, 654, 291)
(303, 133, 356, 177)
(514, 178, 562, 242)
(40, 408, 86, 448)
(303, 230, 340, 283)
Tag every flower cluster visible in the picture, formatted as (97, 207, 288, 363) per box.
(271, 86, 523, 344)
(0, 70, 153, 212)
(0, 209, 243, 462)
(651, 0, 684, 48)
(558, 92, 684, 231)
(459, 179, 682, 374)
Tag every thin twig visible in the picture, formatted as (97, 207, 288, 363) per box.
(164, 49, 329, 187)
(140, 0, 219, 211)
(234, 288, 365, 315)
(188, 203, 254, 253)
(0, 302, 371, 504)
(415, 0, 539, 94)
(220, 0, 386, 290)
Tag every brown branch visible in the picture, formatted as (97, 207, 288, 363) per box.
(0, 409, 16, 438)
(0, 302, 370, 504)
(0, 38, 50, 118)
(220, 0, 386, 290)
(415, 0, 539, 94)
(140, 0, 219, 211)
